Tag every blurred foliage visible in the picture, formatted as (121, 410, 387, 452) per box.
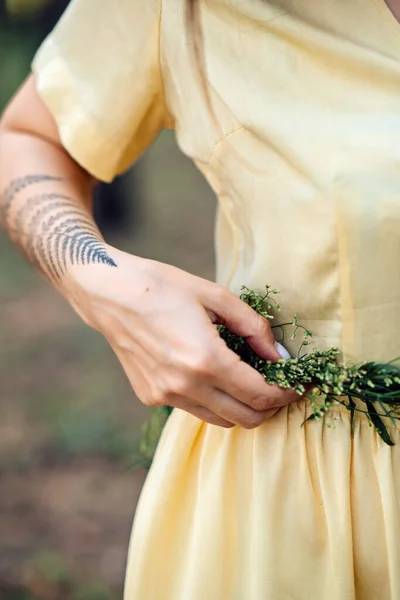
(22, 551, 113, 599)
(72, 582, 111, 600)
(0, 26, 38, 110)
(0, 4, 137, 598)
(0, 0, 68, 110)
(6, 0, 54, 17)
(0, 1, 215, 597)
(139, 405, 172, 467)
(26, 551, 71, 586)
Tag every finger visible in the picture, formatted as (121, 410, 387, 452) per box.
(203, 286, 281, 361)
(263, 408, 281, 419)
(276, 342, 291, 359)
(168, 396, 235, 428)
(195, 386, 273, 429)
(211, 346, 300, 411)
(112, 346, 151, 400)
(111, 340, 164, 406)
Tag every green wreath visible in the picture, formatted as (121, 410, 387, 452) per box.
(141, 286, 400, 463)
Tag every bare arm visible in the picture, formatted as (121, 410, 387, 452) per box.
(0, 76, 113, 287)
(0, 76, 299, 429)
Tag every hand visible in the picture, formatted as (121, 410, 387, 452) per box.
(66, 247, 300, 429)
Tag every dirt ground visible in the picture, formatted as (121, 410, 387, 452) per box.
(0, 132, 216, 599)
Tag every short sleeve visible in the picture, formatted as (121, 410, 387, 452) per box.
(32, 0, 172, 182)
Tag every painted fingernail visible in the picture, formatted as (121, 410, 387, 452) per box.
(275, 341, 291, 360)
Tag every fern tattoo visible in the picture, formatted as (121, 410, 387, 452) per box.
(0, 174, 117, 281)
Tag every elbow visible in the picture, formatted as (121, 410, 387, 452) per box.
(0, 101, 15, 134)
(0, 75, 98, 189)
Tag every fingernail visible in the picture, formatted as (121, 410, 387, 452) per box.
(275, 341, 291, 360)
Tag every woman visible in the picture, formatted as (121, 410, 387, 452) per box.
(1, 0, 400, 598)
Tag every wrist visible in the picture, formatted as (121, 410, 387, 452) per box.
(63, 245, 155, 303)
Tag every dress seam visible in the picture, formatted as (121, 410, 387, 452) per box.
(332, 183, 347, 360)
(158, 0, 175, 129)
(205, 126, 244, 288)
(208, 126, 244, 164)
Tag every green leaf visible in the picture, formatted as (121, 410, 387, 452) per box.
(365, 401, 395, 446)
(302, 413, 316, 426)
(348, 396, 356, 438)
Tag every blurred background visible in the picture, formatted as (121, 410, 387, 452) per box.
(0, 1, 216, 598)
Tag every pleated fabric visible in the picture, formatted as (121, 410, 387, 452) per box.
(125, 405, 400, 600)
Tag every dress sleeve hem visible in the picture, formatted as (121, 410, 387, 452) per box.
(32, 37, 122, 183)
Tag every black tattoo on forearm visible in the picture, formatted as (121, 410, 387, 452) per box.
(1, 174, 62, 225)
(0, 174, 117, 281)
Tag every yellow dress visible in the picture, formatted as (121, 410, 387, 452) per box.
(33, 0, 400, 597)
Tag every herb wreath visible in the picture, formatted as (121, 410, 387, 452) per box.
(140, 286, 400, 463)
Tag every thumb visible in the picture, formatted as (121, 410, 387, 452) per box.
(204, 286, 281, 361)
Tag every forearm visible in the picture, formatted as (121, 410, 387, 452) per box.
(0, 128, 116, 289)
